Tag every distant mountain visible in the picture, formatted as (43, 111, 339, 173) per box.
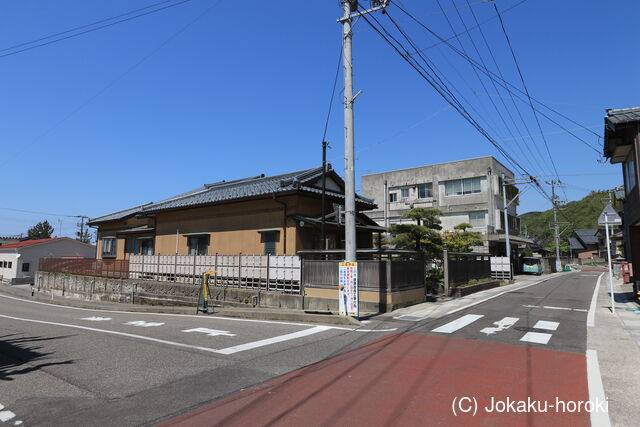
(519, 190, 617, 246)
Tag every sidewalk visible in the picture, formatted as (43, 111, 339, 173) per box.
(388, 272, 566, 321)
(0, 283, 360, 327)
(587, 273, 640, 427)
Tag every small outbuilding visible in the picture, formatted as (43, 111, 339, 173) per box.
(0, 237, 95, 285)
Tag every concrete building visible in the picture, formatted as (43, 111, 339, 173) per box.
(0, 237, 95, 284)
(361, 156, 531, 255)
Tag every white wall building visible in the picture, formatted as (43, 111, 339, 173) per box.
(0, 237, 95, 285)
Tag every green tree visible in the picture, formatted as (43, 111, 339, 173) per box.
(443, 223, 484, 252)
(544, 239, 569, 254)
(388, 208, 443, 258)
(27, 220, 54, 239)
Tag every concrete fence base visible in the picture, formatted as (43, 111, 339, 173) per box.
(35, 271, 426, 313)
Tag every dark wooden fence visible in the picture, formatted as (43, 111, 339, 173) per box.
(39, 258, 129, 279)
(446, 252, 491, 286)
(301, 259, 425, 292)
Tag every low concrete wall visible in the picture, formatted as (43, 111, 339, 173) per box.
(450, 280, 500, 298)
(35, 271, 425, 313)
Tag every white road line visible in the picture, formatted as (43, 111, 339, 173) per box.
(0, 294, 353, 330)
(444, 274, 561, 316)
(81, 317, 112, 321)
(480, 317, 519, 335)
(0, 293, 396, 333)
(533, 320, 559, 331)
(543, 305, 571, 311)
(0, 313, 222, 355)
(586, 349, 612, 427)
(523, 304, 587, 312)
(520, 332, 552, 345)
(432, 314, 484, 333)
(214, 326, 332, 355)
(587, 273, 605, 327)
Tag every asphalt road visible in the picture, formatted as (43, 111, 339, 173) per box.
(0, 271, 602, 426)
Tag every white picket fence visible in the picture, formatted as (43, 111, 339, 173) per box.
(129, 254, 301, 294)
(490, 256, 512, 280)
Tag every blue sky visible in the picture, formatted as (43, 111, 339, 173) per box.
(1, 0, 638, 238)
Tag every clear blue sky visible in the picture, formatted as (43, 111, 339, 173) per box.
(1, 0, 638, 238)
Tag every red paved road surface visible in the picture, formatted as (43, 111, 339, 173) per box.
(162, 333, 589, 426)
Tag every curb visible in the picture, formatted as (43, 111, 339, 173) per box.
(0, 285, 360, 327)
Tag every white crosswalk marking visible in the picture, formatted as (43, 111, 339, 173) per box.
(534, 320, 559, 331)
(480, 317, 519, 335)
(432, 314, 484, 333)
(520, 332, 552, 345)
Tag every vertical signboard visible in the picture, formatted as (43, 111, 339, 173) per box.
(339, 262, 358, 318)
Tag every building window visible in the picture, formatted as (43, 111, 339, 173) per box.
(401, 188, 409, 199)
(262, 231, 278, 255)
(444, 177, 482, 196)
(469, 211, 486, 228)
(7, 262, 11, 268)
(623, 151, 637, 194)
(21, 263, 30, 272)
(102, 237, 117, 257)
(126, 238, 154, 255)
(417, 183, 432, 199)
(188, 235, 209, 255)
(389, 192, 398, 203)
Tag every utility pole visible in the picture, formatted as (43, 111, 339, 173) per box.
(547, 180, 561, 271)
(338, 0, 390, 263)
(340, 0, 356, 263)
(321, 140, 328, 250)
(76, 215, 90, 243)
(501, 173, 511, 259)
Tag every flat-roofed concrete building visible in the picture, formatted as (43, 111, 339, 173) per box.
(361, 156, 531, 255)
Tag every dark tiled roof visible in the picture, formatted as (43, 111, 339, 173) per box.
(605, 107, 640, 126)
(574, 229, 599, 245)
(568, 237, 584, 250)
(90, 166, 375, 223)
(89, 202, 154, 224)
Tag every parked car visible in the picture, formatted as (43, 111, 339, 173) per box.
(522, 257, 542, 275)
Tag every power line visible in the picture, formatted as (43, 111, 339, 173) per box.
(321, 43, 343, 143)
(460, 0, 552, 179)
(358, 5, 555, 204)
(0, 207, 82, 218)
(2, 0, 224, 166)
(394, 3, 602, 153)
(0, 0, 193, 59)
(492, 1, 564, 199)
(0, 0, 182, 54)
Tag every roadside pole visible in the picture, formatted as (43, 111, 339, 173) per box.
(604, 219, 614, 313)
(598, 204, 622, 314)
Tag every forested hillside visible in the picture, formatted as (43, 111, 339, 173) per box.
(519, 190, 618, 247)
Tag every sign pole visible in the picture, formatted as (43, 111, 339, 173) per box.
(598, 204, 620, 314)
(605, 217, 615, 313)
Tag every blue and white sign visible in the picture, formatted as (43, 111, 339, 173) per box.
(338, 262, 358, 318)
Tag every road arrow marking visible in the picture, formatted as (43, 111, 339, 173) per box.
(125, 320, 164, 327)
(480, 317, 519, 335)
(182, 327, 236, 337)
